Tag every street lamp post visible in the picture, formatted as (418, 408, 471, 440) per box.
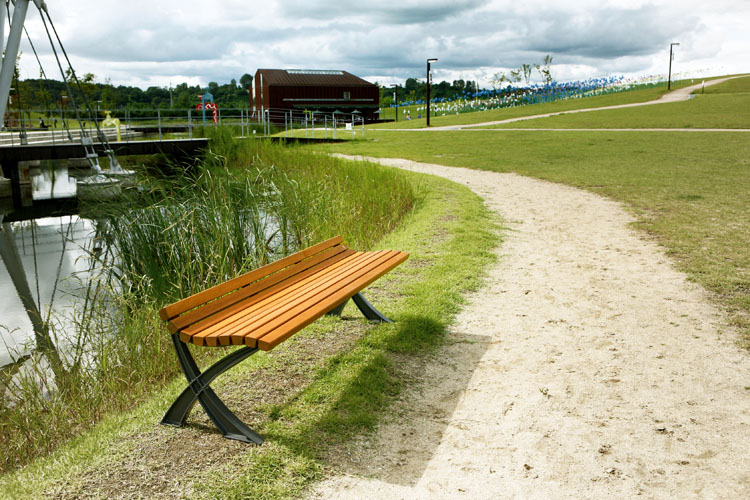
(390, 84, 398, 122)
(667, 42, 680, 90)
(426, 58, 438, 126)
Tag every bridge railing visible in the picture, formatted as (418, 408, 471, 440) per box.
(2, 106, 367, 144)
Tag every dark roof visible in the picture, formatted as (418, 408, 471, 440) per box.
(256, 69, 375, 87)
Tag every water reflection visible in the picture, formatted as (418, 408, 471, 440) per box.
(0, 217, 97, 366)
(31, 163, 78, 200)
(1, 162, 96, 367)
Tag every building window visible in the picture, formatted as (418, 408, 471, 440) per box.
(343, 91, 351, 101)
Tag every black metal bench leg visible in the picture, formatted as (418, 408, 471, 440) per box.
(352, 292, 393, 323)
(162, 334, 264, 444)
(325, 298, 349, 317)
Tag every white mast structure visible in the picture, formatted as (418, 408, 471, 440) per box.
(0, 1, 126, 177)
(0, 1, 48, 129)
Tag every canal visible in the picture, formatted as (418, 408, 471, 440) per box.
(1, 163, 99, 367)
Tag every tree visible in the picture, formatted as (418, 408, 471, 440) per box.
(490, 72, 506, 90)
(521, 64, 532, 84)
(436, 80, 450, 97)
(404, 77, 419, 92)
(379, 85, 394, 107)
(535, 55, 554, 85)
(101, 78, 117, 109)
(403, 77, 426, 101)
(239, 73, 253, 89)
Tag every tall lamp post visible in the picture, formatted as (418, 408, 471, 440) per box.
(667, 42, 680, 90)
(426, 58, 438, 126)
(390, 84, 398, 122)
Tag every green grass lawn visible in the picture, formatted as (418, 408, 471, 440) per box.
(307, 129, 750, 344)
(372, 78, 706, 130)
(703, 75, 750, 94)
(485, 76, 750, 129)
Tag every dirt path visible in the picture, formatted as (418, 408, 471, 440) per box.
(311, 158, 750, 499)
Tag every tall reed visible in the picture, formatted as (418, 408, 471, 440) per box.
(0, 129, 416, 473)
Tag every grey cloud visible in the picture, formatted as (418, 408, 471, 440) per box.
(279, 0, 489, 25)
(17, 0, 733, 89)
(525, 6, 701, 59)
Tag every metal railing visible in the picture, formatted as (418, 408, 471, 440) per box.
(1, 106, 367, 145)
(261, 108, 366, 139)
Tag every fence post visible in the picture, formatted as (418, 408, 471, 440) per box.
(188, 109, 192, 139)
(157, 109, 162, 140)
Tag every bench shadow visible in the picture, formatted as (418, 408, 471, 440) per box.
(272, 314, 493, 488)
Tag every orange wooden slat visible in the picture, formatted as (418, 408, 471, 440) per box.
(254, 251, 408, 350)
(183, 251, 366, 345)
(184, 251, 369, 344)
(191, 251, 382, 347)
(168, 244, 349, 333)
(235, 250, 398, 346)
(224, 250, 392, 346)
(243, 250, 399, 345)
(213, 251, 383, 346)
(199, 251, 384, 346)
(159, 235, 343, 320)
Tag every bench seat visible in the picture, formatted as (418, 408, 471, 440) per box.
(158, 235, 408, 444)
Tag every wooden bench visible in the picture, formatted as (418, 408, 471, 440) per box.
(158, 235, 408, 444)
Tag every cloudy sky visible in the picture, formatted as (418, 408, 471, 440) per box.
(11, 0, 750, 90)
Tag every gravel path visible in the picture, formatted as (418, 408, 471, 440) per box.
(311, 158, 750, 499)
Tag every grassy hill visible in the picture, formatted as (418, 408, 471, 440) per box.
(309, 76, 750, 346)
(485, 75, 750, 129)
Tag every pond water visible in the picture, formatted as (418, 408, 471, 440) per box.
(1, 162, 287, 368)
(31, 164, 79, 199)
(1, 164, 98, 367)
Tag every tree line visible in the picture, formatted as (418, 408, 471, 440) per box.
(13, 72, 483, 111)
(379, 78, 480, 106)
(10, 72, 254, 111)
(379, 55, 554, 105)
(9, 56, 554, 113)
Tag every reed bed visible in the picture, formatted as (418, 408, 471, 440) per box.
(0, 130, 416, 473)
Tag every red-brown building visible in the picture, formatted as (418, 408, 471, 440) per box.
(252, 69, 379, 122)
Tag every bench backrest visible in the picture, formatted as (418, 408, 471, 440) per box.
(159, 235, 347, 331)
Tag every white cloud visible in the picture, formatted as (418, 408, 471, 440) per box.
(8, 0, 749, 89)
